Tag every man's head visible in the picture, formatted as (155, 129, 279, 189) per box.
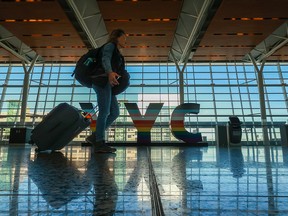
(108, 29, 126, 48)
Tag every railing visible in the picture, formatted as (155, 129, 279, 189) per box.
(0, 120, 286, 145)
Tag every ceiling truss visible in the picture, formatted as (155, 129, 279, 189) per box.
(243, 21, 288, 63)
(169, 0, 222, 64)
(0, 25, 43, 64)
(63, 0, 108, 49)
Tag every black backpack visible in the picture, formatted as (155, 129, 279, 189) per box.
(72, 43, 130, 94)
(72, 47, 103, 88)
(112, 69, 130, 95)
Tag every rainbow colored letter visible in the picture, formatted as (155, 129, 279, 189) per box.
(170, 103, 202, 143)
(124, 103, 163, 143)
(125, 103, 202, 144)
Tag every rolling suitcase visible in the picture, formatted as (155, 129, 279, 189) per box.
(30, 103, 90, 152)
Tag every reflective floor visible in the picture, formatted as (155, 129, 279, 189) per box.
(0, 144, 288, 215)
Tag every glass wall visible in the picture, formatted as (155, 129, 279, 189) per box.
(0, 62, 287, 144)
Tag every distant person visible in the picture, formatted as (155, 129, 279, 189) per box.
(86, 29, 129, 153)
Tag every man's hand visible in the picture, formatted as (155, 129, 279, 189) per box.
(108, 72, 121, 87)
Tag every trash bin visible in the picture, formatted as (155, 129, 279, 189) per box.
(9, 127, 32, 144)
(280, 124, 288, 146)
(228, 116, 242, 144)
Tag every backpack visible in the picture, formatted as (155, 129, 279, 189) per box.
(72, 43, 130, 94)
(112, 69, 130, 95)
(72, 47, 103, 88)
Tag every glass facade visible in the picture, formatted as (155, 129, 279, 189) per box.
(0, 62, 287, 144)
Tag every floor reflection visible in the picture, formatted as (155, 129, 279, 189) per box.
(150, 145, 288, 215)
(171, 148, 204, 192)
(228, 147, 245, 178)
(87, 154, 118, 215)
(0, 144, 288, 215)
(28, 151, 91, 209)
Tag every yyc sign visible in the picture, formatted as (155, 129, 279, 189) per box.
(124, 103, 202, 144)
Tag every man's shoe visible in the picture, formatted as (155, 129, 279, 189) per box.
(86, 134, 96, 145)
(93, 141, 117, 153)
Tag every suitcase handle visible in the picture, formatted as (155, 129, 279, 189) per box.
(82, 104, 98, 119)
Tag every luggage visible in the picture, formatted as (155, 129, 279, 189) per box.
(72, 46, 104, 88)
(30, 103, 90, 152)
(112, 69, 130, 95)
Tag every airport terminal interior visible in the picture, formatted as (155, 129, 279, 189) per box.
(0, 0, 288, 215)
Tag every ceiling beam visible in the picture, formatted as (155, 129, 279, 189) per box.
(0, 25, 44, 64)
(169, 0, 222, 64)
(63, 0, 108, 48)
(243, 21, 288, 63)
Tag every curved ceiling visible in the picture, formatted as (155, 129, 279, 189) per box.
(0, 0, 287, 63)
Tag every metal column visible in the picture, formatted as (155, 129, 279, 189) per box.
(20, 55, 39, 125)
(0, 64, 12, 112)
(170, 51, 188, 104)
(248, 54, 269, 144)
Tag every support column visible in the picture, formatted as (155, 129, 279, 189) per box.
(170, 51, 188, 104)
(248, 54, 269, 144)
(247, 57, 276, 211)
(32, 63, 45, 125)
(0, 64, 12, 112)
(277, 63, 288, 110)
(20, 55, 39, 125)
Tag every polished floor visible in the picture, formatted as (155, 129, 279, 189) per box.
(0, 144, 288, 215)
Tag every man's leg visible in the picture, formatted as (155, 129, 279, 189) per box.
(93, 83, 111, 142)
(105, 95, 120, 130)
(86, 83, 116, 153)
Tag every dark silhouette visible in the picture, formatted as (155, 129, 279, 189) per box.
(229, 147, 245, 178)
(28, 152, 91, 208)
(87, 154, 118, 215)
